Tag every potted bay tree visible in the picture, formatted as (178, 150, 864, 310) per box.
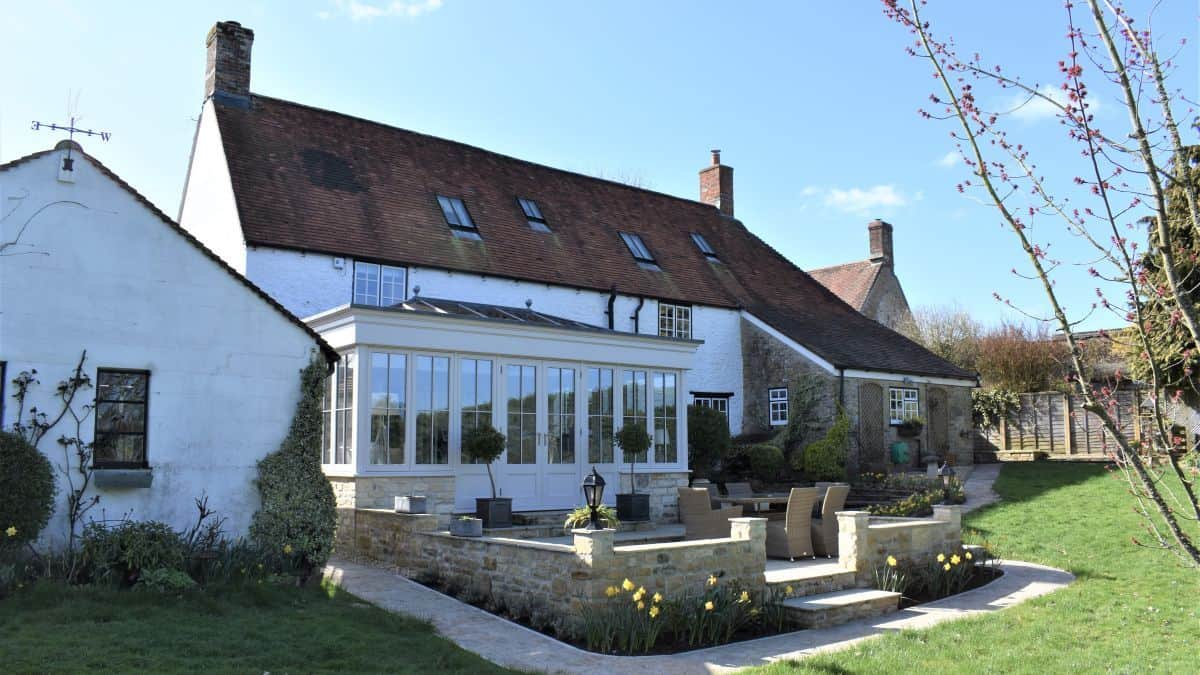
(615, 422, 652, 522)
(461, 424, 512, 528)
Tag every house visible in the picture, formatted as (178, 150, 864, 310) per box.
(179, 22, 977, 520)
(0, 140, 334, 544)
(807, 219, 913, 331)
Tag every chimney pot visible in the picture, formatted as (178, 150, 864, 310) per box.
(699, 151, 734, 217)
(205, 21, 255, 104)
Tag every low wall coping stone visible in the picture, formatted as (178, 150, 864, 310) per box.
(420, 531, 576, 554)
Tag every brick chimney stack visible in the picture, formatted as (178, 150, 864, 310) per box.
(868, 219, 894, 265)
(205, 21, 254, 104)
(699, 149, 734, 217)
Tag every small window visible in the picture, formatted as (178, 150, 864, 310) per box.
(768, 387, 789, 427)
(517, 197, 550, 233)
(619, 232, 656, 264)
(889, 387, 920, 424)
(658, 303, 692, 339)
(353, 262, 407, 307)
(691, 232, 719, 261)
(94, 369, 150, 468)
(437, 195, 480, 240)
(692, 394, 730, 423)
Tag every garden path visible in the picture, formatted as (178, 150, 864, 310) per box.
(961, 463, 1001, 512)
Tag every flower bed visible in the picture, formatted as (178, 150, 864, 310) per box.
(873, 544, 1003, 608)
(859, 472, 965, 517)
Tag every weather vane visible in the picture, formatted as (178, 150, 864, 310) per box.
(31, 116, 110, 171)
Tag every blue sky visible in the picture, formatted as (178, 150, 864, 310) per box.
(2, 1, 1195, 330)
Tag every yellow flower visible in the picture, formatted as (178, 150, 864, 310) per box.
(704, 600, 715, 611)
(652, 592, 663, 603)
(951, 554, 961, 565)
(622, 578, 635, 592)
(936, 553, 945, 563)
(283, 543, 294, 555)
(637, 601, 645, 610)
(943, 563, 951, 571)
(784, 585, 793, 595)
(965, 551, 973, 560)
(886, 555, 897, 567)
(605, 586, 618, 598)
(4, 526, 15, 537)
(649, 605, 660, 619)
(738, 590, 750, 604)
(707, 574, 718, 587)
(633, 590, 645, 602)
(637, 585, 646, 596)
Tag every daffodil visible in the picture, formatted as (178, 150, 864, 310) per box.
(886, 555, 897, 567)
(951, 554, 961, 565)
(283, 543, 294, 555)
(707, 574, 718, 587)
(738, 590, 750, 604)
(622, 578, 635, 591)
(633, 590, 645, 602)
(965, 551, 973, 560)
(943, 563, 951, 571)
(784, 585, 793, 595)
(936, 553, 945, 563)
(649, 605, 660, 619)
(652, 592, 663, 603)
(605, 586, 618, 598)
(704, 600, 714, 611)
(4, 526, 15, 537)
(637, 601, 645, 610)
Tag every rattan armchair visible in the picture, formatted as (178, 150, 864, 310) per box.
(677, 488, 743, 540)
(765, 487, 819, 560)
(811, 484, 850, 557)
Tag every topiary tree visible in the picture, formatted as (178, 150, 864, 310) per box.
(745, 444, 786, 483)
(461, 424, 506, 498)
(687, 405, 731, 479)
(250, 356, 336, 584)
(615, 422, 651, 494)
(798, 409, 849, 482)
(0, 430, 57, 552)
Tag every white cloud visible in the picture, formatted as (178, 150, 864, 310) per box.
(802, 185, 912, 215)
(321, 0, 444, 21)
(937, 151, 959, 167)
(1009, 84, 1100, 122)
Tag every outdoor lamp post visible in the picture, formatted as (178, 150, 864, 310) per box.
(937, 462, 956, 487)
(582, 467, 606, 530)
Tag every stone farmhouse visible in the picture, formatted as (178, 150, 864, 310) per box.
(0, 140, 334, 543)
(178, 22, 977, 520)
(808, 219, 913, 331)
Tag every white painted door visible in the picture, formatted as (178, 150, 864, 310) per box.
(542, 364, 582, 510)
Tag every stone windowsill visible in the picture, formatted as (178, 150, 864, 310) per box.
(93, 468, 153, 489)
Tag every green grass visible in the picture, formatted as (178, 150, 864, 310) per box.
(754, 462, 1200, 674)
(0, 578, 512, 673)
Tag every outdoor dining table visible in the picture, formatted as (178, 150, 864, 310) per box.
(714, 487, 829, 513)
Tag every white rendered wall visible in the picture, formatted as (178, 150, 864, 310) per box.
(178, 101, 247, 273)
(246, 247, 352, 320)
(0, 150, 320, 545)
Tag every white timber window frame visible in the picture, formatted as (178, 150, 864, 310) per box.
(768, 387, 789, 426)
(658, 302, 692, 339)
(889, 387, 920, 424)
(353, 261, 407, 307)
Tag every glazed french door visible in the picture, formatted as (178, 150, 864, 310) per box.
(542, 365, 582, 510)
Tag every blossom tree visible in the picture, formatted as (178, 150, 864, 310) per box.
(882, 0, 1200, 566)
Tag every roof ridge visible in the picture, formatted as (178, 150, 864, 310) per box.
(807, 258, 879, 273)
(242, 93, 721, 213)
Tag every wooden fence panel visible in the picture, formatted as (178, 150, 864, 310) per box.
(975, 387, 1144, 457)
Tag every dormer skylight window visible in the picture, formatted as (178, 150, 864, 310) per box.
(437, 195, 480, 240)
(619, 232, 658, 268)
(518, 197, 550, 233)
(691, 232, 719, 261)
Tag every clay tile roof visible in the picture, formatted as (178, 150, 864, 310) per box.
(807, 260, 882, 311)
(211, 95, 974, 380)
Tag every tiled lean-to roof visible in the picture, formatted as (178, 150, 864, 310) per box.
(207, 95, 974, 380)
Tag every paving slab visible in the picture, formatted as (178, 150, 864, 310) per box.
(324, 557, 1072, 674)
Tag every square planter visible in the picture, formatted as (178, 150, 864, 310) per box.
(450, 517, 483, 537)
(395, 495, 428, 514)
(475, 497, 513, 528)
(616, 493, 650, 522)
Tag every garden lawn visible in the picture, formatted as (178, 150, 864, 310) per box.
(754, 462, 1200, 674)
(0, 578, 514, 673)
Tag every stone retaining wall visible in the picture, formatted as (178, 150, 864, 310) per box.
(837, 505, 964, 584)
(338, 508, 766, 630)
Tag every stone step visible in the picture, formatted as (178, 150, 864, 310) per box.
(777, 588, 901, 628)
(765, 562, 855, 599)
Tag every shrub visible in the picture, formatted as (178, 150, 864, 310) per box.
(563, 504, 620, 532)
(745, 444, 785, 483)
(461, 424, 506, 498)
(136, 567, 197, 593)
(250, 357, 337, 583)
(972, 388, 1019, 431)
(0, 430, 57, 551)
(82, 520, 186, 586)
(687, 405, 731, 479)
(798, 410, 849, 481)
(616, 423, 651, 492)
